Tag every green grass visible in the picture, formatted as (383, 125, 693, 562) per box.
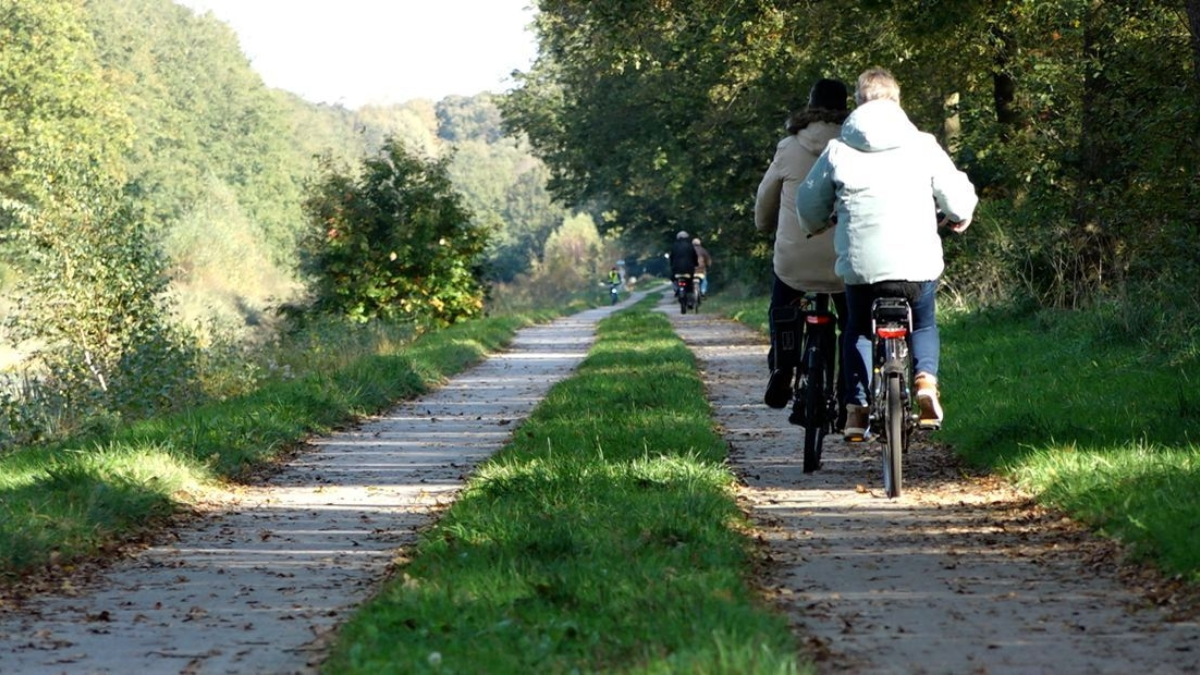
(708, 292, 1200, 582)
(324, 299, 803, 674)
(939, 306, 1200, 578)
(0, 313, 546, 580)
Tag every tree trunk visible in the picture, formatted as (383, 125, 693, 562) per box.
(1071, 0, 1118, 306)
(989, 23, 1022, 139)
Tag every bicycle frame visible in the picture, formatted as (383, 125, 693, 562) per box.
(800, 295, 839, 472)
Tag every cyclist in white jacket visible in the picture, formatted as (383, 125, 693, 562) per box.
(796, 67, 978, 440)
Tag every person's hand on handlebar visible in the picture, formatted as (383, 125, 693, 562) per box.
(937, 214, 971, 233)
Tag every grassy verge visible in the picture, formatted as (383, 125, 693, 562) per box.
(0, 312, 553, 581)
(324, 300, 802, 674)
(707, 292, 1200, 582)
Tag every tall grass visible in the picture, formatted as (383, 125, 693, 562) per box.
(325, 300, 803, 674)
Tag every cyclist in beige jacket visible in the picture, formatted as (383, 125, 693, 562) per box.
(755, 78, 850, 417)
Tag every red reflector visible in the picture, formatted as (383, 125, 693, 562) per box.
(876, 326, 907, 338)
(806, 315, 834, 325)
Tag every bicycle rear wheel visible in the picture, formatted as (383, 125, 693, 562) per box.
(802, 374, 825, 473)
(801, 331, 830, 474)
(883, 373, 904, 498)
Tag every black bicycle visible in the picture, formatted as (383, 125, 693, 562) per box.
(772, 293, 840, 473)
(675, 274, 699, 314)
(868, 296, 918, 498)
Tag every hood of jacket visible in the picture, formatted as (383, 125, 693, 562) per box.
(840, 99, 919, 153)
(795, 120, 842, 156)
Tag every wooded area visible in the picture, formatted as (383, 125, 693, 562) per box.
(0, 0, 568, 445)
(505, 0, 1200, 327)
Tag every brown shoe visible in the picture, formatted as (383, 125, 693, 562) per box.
(915, 374, 943, 429)
(844, 404, 869, 442)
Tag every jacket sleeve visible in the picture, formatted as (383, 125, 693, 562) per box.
(796, 148, 837, 236)
(754, 152, 784, 234)
(928, 138, 978, 222)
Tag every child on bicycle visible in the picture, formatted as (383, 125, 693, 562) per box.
(795, 67, 977, 441)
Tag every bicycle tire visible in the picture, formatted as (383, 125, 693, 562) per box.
(802, 330, 828, 473)
(883, 373, 904, 498)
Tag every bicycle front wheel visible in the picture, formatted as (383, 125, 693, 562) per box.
(883, 373, 904, 498)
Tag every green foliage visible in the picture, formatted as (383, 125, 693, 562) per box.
(437, 93, 505, 143)
(84, 0, 308, 261)
(3, 179, 199, 444)
(0, 0, 131, 210)
(509, 0, 1200, 333)
(0, 0, 198, 446)
(300, 138, 491, 326)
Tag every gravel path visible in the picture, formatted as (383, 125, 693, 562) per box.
(0, 298, 639, 675)
(3, 291, 1197, 675)
(657, 293, 1199, 675)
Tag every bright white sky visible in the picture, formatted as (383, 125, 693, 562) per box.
(174, 0, 539, 108)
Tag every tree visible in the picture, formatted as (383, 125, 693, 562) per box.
(300, 138, 490, 327)
(0, 0, 195, 441)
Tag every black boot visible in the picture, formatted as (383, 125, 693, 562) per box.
(763, 369, 793, 409)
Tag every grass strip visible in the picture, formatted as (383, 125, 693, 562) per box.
(0, 314, 539, 580)
(708, 293, 1200, 582)
(325, 301, 802, 674)
(939, 307, 1200, 580)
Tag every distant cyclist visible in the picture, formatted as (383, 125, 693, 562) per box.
(796, 67, 977, 441)
(669, 230, 699, 296)
(692, 237, 712, 297)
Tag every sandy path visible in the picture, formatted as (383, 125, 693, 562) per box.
(658, 294, 1199, 674)
(0, 298, 640, 675)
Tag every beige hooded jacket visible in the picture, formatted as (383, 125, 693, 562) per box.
(754, 118, 843, 293)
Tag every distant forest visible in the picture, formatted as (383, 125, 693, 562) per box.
(0, 0, 566, 342)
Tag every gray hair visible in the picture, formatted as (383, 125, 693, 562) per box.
(855, 67, 901, 105)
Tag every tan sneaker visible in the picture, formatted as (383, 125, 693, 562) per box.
(844, 404, 869, 442)
(915, 374, 943, 429)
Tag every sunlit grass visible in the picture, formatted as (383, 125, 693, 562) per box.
(325, 300, 804, 674)
(940, 307, 1200, 579)
(0, 312, 549, 580)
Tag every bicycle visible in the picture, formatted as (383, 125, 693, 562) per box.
(674, 274, 698, 314)
(771, 293, 840, 474)
(609, 282, 620, 305)
(868, 295, 919, 498)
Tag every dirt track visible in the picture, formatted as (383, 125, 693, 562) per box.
(658, 293, 1199, 674)
(1, 291, 1197, 674)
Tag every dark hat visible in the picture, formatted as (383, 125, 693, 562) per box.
(808, 79, 848, 111)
